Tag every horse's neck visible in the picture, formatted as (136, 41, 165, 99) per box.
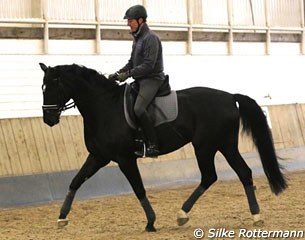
(60, 66, 121, 123)
(74, 83, 124, 125)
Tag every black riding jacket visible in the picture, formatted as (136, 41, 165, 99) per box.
(120, 23, 165, 81)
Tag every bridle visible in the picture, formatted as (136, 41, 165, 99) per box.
(42, 73, 113, 114)
(42, 76, 76, 114)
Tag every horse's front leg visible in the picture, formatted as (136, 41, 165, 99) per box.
(118, 159, 156, 232)
(58, 154, 109, 228)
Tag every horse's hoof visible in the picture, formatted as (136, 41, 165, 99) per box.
(145, 223, 156, 232)
(57, 219, 69, 228)
(253, 214, 264, 227)
(177, 209, 189, 226)
(177, 217, 189, 226)
(253, 219, 264, 227)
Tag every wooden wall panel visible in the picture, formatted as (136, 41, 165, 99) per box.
(269, 105, 304, 148)
(59, 117, 82, 170)
(159, 148, 186, 162)
(268, 106, 285, 149)
(38, 119, 62, 173)
(10, 118, 34, 174)
(0, 119, 23, 175)
(51, 120, 73, 171)
(65, 116, 87, 167)
(0, 120, 12, 176)
(1, 103, 305, 177)
(30, 117, 52, 173)
(238, 130, 255, 153)
(296, 104, 305, 143)
(20, 118, 42, 174)
(183, 143, 195, 159)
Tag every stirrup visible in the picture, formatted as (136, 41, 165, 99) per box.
(135, 137, 145, 157)
(135, 143, 159, 158)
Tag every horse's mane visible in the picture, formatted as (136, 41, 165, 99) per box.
(56, 64, 119, 91)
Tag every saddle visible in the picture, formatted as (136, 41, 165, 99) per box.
(123, 76, 178, 130)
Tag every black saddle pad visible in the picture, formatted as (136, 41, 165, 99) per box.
(123, 84, 178, 129)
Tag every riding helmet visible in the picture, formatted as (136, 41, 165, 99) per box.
(124, 5, 147, 20)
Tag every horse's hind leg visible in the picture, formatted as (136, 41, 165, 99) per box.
(220, 146, 263, 226)
(58, 154, 109, 227)
(177, 147, 217, 226)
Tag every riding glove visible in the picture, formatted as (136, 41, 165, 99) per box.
(117, 71, 130, 82)
(108, 72, 119, 81)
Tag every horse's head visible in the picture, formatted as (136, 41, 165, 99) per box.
(39, 63, 71, 127)
(40, 62, 119, 126)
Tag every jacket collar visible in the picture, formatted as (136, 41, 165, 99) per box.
(131, 23, 149, 39)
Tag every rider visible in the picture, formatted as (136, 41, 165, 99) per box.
(109, 4, 167, 158)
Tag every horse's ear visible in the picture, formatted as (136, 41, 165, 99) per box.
(39, 63, 48, 72)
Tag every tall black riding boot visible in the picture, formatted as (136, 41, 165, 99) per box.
(134, 113, 159, 158)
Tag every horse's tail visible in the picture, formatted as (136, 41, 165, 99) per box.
(234, 94, 287, 195)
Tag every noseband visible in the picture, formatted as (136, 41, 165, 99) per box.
(42, 102, 75, 112)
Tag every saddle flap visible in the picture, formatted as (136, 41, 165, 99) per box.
(148, 92, 178, 124)
(124, 84, 178, 129)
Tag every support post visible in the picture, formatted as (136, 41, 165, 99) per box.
(300, 0, 305, 55)
(31, 0, 41, 18)
(264, 0, 271, 55)
(142, 0, 147, 8)
(187, 0, 193, 55)
(42, 0, 49, 54)
(95, 0, 101, 54)
(227, 0, 233, 55)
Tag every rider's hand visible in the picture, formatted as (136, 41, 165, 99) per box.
(117, 71, 130, 82)
(108, 72, 119, 81)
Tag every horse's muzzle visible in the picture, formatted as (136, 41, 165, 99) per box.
(43, 109, 61, 127)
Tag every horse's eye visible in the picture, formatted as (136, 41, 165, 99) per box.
(42, 84, 46, 92)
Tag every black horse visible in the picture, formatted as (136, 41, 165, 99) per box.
(39, 63, 287, 232)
